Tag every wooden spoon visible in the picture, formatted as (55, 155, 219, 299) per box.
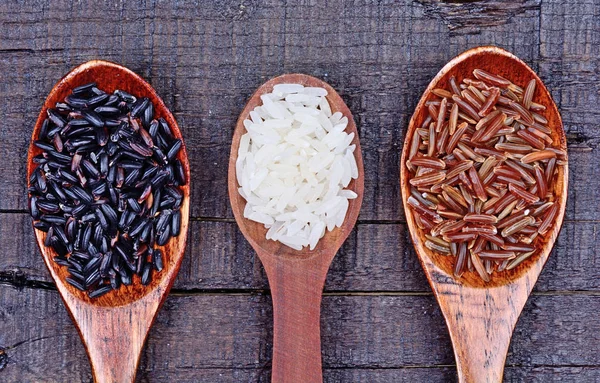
(228, 74, 364, 383)
(400, 46, 568, 382)
(26, 60, 191, 383)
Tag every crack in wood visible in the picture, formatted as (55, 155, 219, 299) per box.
(0, 48, 64, 54)
(0, 335, 62, 372)
(415, 0, 541, 33)
(0, 349, 6, 371)
(2, 277, 600, 298)
(0, 270, 55, 291)
(566, 132, 597, 149)
(4, 210, 596, 223)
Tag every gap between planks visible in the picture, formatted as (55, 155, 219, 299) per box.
(1, 210, 598, 224)
(2, 282, 600, 298)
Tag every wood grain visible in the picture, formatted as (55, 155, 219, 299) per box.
(1, 214, 599, 293)
(6, 0, 597, 222)
(0, 0, 598, 381)
(2, 287, 600, 382)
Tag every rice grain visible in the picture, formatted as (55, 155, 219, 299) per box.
(237, 84, 358, 251)
(405, 68, 565, 281)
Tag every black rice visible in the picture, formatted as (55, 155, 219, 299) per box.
(29, 83, 186, 298)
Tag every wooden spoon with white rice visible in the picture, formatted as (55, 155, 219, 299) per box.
(228, 74, 364, 383)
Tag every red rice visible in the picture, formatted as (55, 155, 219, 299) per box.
(406, 68, 565, 281)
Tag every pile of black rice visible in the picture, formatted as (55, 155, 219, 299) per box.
(28, 83, 186, 298)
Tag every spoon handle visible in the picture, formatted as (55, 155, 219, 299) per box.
(435, 282, 530, 383)
(262, 257, 328, 383)
(67, 295, 158, 383)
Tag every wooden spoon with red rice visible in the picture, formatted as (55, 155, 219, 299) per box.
(400, 46, 568, 382)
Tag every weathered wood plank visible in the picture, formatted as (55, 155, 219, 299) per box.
(415, 0, 541, 33)
(2, 91, 596, 222)
(539, 0, 600, 224)
(135, 368, 455, 383)
(0, 213, 600, 292)
(3, 0, 596, 222)
(89, 366, 600, 383)
(138, 366, 600, 383)
(1, 287, 599, 381)
(0, 0, 598, 380)
(324, 367, 600, 383)
(1, 213, 599, 293)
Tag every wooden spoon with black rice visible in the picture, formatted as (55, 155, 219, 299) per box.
(26, 60, 190, 383)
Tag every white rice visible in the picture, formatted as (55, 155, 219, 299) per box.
(236, 83, 358, 250)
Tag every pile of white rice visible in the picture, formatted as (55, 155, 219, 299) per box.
(236, 83, 358, 250)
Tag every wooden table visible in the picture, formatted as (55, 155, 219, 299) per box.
(0, 1, 598, 382)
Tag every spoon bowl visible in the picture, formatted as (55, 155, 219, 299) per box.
(228, 73, 364, 382)
(400, 46, 568, 382)
(27, 60, 190, 382)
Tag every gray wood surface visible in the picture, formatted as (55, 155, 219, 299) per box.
(0, 0, 598, 382)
